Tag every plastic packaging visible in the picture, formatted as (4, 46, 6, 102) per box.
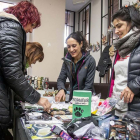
(91, 93, 101, 113)
(123, 111, 140, 140)
(83, 126, 106, 139)
(96, 98, 117, 116)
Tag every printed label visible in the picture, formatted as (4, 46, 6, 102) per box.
(72, 96, 89, 105)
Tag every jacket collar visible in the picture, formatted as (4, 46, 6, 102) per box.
(0, 12, 19, 22)
(63, 51, 90, 62)
(0, 12, 26, 34)
(0, 12, 27, 72)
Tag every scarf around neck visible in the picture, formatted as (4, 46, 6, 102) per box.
(113, 27, 140, 57)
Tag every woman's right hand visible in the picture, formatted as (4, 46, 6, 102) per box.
(37, 97, 51, 112)
(55, 89, 65, 102)
(109, 45, 115, 57)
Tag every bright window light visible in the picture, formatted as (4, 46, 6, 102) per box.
(0, 2, 13, 12)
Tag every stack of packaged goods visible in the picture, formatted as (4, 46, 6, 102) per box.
(25, 75, 49, 90)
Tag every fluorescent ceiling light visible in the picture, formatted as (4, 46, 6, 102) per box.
(73, 0, 86, 4)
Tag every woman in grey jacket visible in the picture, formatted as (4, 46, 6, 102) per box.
(56, 31, 96, 101)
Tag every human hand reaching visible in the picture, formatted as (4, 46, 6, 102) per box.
(55, 89, 65, 102)
(37, 97, 51, 112)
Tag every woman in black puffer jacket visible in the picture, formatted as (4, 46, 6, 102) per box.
(108, 5, 140, 117)
(0, 1, 51, 128)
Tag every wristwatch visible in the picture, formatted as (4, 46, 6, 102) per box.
(51, 125, 62, 135)
(51, 125, 73, 140)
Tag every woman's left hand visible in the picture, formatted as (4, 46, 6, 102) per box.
(120, 87, 134, 103)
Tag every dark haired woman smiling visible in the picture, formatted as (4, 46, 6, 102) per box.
(109, 5, 140, 117)
(56, 31, 96, 102)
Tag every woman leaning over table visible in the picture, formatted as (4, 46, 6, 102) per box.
(0, 1, 51, 132)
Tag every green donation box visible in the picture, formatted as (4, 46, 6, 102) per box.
(72, 90, 92, 119)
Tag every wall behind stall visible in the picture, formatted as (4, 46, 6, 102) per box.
(90, 0, 101, 83)
(29, 0, 65, 81)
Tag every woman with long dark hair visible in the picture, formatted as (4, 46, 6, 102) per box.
(109, 5, 140, 117)
(56, 31, 96, 102)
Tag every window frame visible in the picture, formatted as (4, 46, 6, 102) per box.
(65, 9, 75, 39)
(0, 1, 14, 12)
(64, 10, 75, 56)
(78, 3, 91, 44)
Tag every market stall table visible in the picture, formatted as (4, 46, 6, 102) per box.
(15, 116, 71, 140)
(14, 102, 72, 140)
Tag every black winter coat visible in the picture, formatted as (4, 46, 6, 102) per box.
(128, 42, 140, 111)
(0, 17, 40, 126)
(109, 41, 140, 112)
(57, 51, 96, 101)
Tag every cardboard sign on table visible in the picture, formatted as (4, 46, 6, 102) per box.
(72, 90, 91, 119)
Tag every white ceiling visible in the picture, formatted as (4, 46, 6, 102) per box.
(1, 0, 90, 12)
(66, 0, 91, 12)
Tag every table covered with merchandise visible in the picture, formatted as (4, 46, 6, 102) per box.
(16, 89, 140, 140)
